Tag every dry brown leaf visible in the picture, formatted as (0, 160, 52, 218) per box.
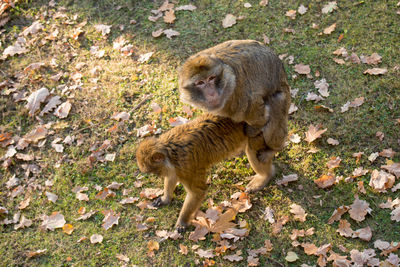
(54, 101, 71, 118)
(305, 124, 327, 143)
(14, 215, 32, 230)
(76, 210, 96, 221)
(333, 47, 348, 57)
(196, 249, 215, 258)
(94, 24, 111, 36)
(152, 28, 164, 38)
(294, 64, 311, 74)
(23, 125, 48, 144)
(140, 188, 163, 199)
(357, 181, 366, 194)
(222, 14, 237, 28)
(41, 212, 66, 230)
(314, 174, 336, 189)
(22, 21, 43, 36)
(336, 219, 354, 237)
(333, 58, 346, 65)
(327, 205, 349, 224)
(288, 103, 298, 114)
(147, 240, 159, 251)
(163, 29, 180, 39)
(369, 169, 395, 192)
(102, 210, 120, 230)
(290, 204, 307, 222)
(379, 148, 396, 158)
(349, 196, 371, 222)
(76, 192, 89, 202)
(276, 174, 298, 186)
(45, 192, 58, 203)
(175, 4, 197, 11)
(259, 0, 269, 6)
(352, 167, 368, 178)
(223, 252, 243, 262)
(365, 53, 382, 65)
(26, 249, 47, 258)
(323, 23, 336, 35)
(26, 88, 49, 116)
(322, 2, 338, 14)
(285, 251, 299, 262)
(62, 224, 74, 235)
(90, 234, 103, 244)
(391, 207, 400, 222)
(169, 116, 189, 127)
(381, 163, 400, 178)
(116, 254, 129, 263)
(352, 226, 372, 241)
(95, 188, 115, 200)
(302, 243, 318, 255)
(364, 68, 387, 75)
(298, 5, 308, 14)
(314, 78, 330, 97)
(327, 157, 341, 169)
(163, 9, 175, 24)
(285, 10, 296, 19)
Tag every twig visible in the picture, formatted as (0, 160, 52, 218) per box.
(130, 93, 153, 113)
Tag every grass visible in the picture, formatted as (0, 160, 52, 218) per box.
(1, 0, 400, 266)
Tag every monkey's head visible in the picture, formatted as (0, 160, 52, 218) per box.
(136, 137, 168, 176)
(178, 54, 236, 112)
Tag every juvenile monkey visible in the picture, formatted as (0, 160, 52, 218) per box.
(136, 114, 268, 231)
(178, 40, 291, 190)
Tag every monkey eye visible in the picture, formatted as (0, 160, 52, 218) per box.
(208, 75, 216, 82)
(195, 80, 205, 86)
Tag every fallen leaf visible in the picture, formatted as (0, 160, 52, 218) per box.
(352, 226, 372, 241)
(152, 28, 164, 38)
(150, 102, 162, 113)
(379, 148, 396, 158)
(163, 9, 175, 23)
(22, 21, 43, 36)
(95, 188, 115, 200)
(288, 103, 298, 114)
(323, 23, 336, 35)
(41, 212, 66, 230)
(369, 170, 395, 192)
(62, 224, 74, 235)
(333, 47, 348, 57)
(285, 251, 299, 262)
(298, 5, 308, 15)
(196, 249, 215, 258)
(222, 14, 237, 28)
(381, 162, 400, 178)
(390, 207, 400, 222)
(179, 244, 188, 255)
(322, 2, 338, 14)
(327, 157, 341, 169)
(365, 53, 382, 65)
(305, 124, 327, 143)
(314, 174, 336, 189)
(337, 219, 354, 237)
(45, 192, 58, 203)
(328, 205, 349, 224)
(169, 116, 189, 127)
(90, 234, 103, 244)
(54, 101, 71, 118)
(271, 215, 289, 235)
(290, 204, 307, 222)
(294, 64, 311, 75)
(276, 174, 298, 186)
(14, 215, 32, 230)
(260, 207, 275, 223)
(26, 249, 47, 258)
(163, 29, 180, 39)
(76, 210, 96, 221)
(314, 78, 330, 97)
(3, 42, 28, 57)
(285, 10, 296, 19)
(333, 58, 346, 65)
(40, 96, 61, 116)
(288, 133, 301, 143)
(94, 24, 111, 36)
(350, 53, 361, 64)
(374, 240, 391, 251)
(116, 254, 130, 263)
(102, 210, 120, 230)
(364, 68, 387, 75)
(259, 0, 269, 6)
(140, 188, 163, 199)
(368, 152, 379, 162)
(302, 243, 318, 255)
(352, 167, 369, 178)
(26, 88, 49, 116)
(111, 112, 130, 121)
(138, 52, 154, 63)
(223, 252, 243, 262)
(349, 196, 371, 222)
(147, 240, 159, 252)
(175, 5, 197, 11)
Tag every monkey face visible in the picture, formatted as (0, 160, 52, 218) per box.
(136, 138, 166, 176)
(179, 56, 236, 112)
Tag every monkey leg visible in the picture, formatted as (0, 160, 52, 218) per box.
(153, 175, 178, 207)
(245, 141, 275, 193)
(175, 182, 208, 232)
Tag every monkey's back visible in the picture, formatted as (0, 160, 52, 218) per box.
(160, 114, 247, 176)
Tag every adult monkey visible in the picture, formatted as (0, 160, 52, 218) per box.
(178, 40, 291, 192)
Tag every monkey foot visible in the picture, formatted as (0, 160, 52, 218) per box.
(176, 225, 187, 234)
(245, 166, 275, 193)
(152, 197, 167, 207)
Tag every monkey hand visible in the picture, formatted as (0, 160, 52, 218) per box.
(152, 197, 169, 207)
(176, 225, 187, 233)
(244, 124, 263, 137)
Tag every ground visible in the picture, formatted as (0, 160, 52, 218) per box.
(0, 0, 399, 266)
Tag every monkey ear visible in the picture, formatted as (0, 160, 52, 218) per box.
(151, 152, 165, 163)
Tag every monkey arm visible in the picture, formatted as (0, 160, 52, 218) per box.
(153, 175, 178, 207)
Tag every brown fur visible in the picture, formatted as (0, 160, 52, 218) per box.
(178, 40, 291, 190)
(136, 114, 269, 230)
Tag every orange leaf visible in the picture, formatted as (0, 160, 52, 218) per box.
(62, 224, 74, 235)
